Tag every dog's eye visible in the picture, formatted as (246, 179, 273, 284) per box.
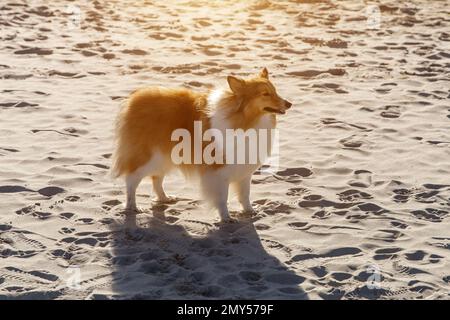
(262, 92, 270, 96)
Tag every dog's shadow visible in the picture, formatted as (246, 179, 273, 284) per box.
(110, 206, 308, 299)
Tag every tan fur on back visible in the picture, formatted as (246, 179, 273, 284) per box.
(113, 87, 209, 176)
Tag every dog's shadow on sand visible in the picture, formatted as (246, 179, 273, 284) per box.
(109, 205, 308, 299)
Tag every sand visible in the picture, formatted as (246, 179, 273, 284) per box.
(0, 0, 449, 299)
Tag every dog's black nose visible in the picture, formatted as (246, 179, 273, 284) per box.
(285, 100, 292, 109)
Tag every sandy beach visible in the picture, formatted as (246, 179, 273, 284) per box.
(0, 0, 449, 299)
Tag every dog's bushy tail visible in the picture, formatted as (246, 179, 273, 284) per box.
(110, 99, 129, 178)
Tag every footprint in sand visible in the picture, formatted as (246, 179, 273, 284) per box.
(287, 222, 309, 230)
(331, 272, 353, 282)
(357, 203, 386, 214)
(298, 196, 355, 210)
(373, 247, 402, 260)
(38, 186, 65, 197)
(390, 220, 408, 229)
(75, 218, 95, 225)
(31, 211, 52, 220)
(60, 227, 75, 234)
(80, 50, 97, 57)
(320, 118, 371, 132)
(14, 47, 53, 55)
(411, 208, 448, 223)
(312, 82, 348, 94)
(276, 167, 313, 177)
(122, 49, 147, 55)
(182, 220, 213, 236)
(0, 266, 59, 289)
(403, 250, 439, 262)
(392, 188, 412, 203)
(102, 53, 115, 60)
(13, 203, 32, 216)
(0, 230, 46, 258)
(312, 209, 332, 219)
(74, 237, 99, 247)
(393, 262, 430, 277)
(59, 212, 75, 220)
(260, 238, 292, 258)
(369, 229, 405, 242)
(310, 266, 328, 278)
(338, 189, 372, 202)
(102, 199, 122, 211)
(64, 195, 80, 202)
(348, 170, 372, 188)
(414, 190, 441, 203)
(318, 288, 346, 300)
(255, 199, 295, 215)
(48, 249, 74, 263)
(339, 135, 365, 149)
(392, 185, 445, 204)
(286, 187, 309, 197)
(380, 105, 401, 118)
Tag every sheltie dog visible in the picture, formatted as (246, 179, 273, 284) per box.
(113, 68, 292, 222)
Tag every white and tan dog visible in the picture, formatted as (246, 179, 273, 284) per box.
(113, 68, 291, 222)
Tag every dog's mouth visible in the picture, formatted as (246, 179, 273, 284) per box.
(264, 107, 286, 115)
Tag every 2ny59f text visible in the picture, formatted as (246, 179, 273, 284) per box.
(221, 304, 273, 315)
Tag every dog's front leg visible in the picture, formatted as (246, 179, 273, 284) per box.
(213, 179, 232, 222)
(201, 172, 232, 222)
(236, 175, 255, 213)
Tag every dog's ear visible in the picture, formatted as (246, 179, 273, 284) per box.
(227, 76, 245, 94)
(259, 67, 269, 79)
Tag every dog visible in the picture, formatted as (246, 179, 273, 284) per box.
(113, 68, 291, 222)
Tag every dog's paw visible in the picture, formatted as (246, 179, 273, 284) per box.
(123, 205, 143, 214)
(219, 217, 238, 224)
(154, 196, 178, 204)
(242, 208, 257, 216)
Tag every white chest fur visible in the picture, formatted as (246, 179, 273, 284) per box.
(209, 95, 276, 181)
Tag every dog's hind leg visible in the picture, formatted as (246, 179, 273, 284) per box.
(124, 151, 168, 212)
(201, 171, 232, 222)
(125, 170, 145, 212)
(151, 175, 170, 202)
(235, 175, 254, 213)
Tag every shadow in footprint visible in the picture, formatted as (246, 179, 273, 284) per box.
(109, 213, 308, 299)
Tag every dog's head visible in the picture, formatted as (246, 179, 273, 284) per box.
(227, 68, 292, 116)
